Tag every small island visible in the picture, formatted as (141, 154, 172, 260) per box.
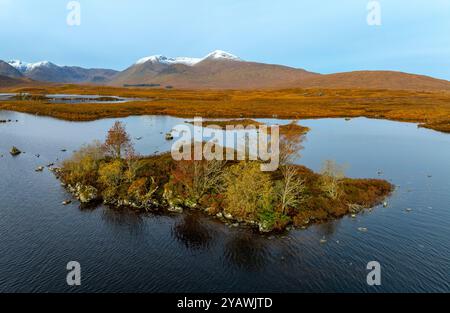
(55, 121, 393, 233)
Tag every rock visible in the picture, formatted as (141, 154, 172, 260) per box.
(184, 199, 197, 209)
(135, 137, 143, 140)
(405, 208, 413, 212)
(35, 154, 40, 158)
(383, 202, 388, 208)
(224, 212, 233, 220)
(62, 200, 72, 205)
(77, 185, 98, 203)
(35, 166, 44, 172)
(320, 237, 327, 244)
(61, 149, 67, 152)
(351, 214, 357, 219)
(358, 227, 368, 232)
(258, 221, 272, 233)
(47, 163, 55, 167)
(9, 146, 21, 156)
(168, 206, 183, 214)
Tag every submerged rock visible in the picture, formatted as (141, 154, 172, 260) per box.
(358, 227, 368, 232)
(62, 200, 72, 205)
(35, 166, 44, 172)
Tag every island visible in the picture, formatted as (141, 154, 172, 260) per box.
(53, 121, 393, 233)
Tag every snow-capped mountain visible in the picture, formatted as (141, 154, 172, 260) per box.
(3, 59, 118, 83)
(8, 60, 56, 73)
(0, 60, 24, 78)
(111, 49, 317, 89)
(135, 55, 202, 66)
(135, 50, 242, 66)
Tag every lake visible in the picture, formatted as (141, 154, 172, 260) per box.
(0, 111, 449, 292)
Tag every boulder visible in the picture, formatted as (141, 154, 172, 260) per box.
(168, 206, 183, 214)
(258, 221, 272, 233)
(77, 185, 98, 203)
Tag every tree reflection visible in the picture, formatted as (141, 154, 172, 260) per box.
(101, 206, 145, 235)
(224, 231, 268, 272)
(172, 213, 215, 250)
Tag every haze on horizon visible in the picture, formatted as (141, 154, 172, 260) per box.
(0, 0, 449, 80)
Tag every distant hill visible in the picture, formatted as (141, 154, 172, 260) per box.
(295, 71, 450, 92)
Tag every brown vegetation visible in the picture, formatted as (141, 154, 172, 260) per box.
(1, 84, 450, 133)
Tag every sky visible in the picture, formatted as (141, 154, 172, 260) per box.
(0, 0, 449, 79)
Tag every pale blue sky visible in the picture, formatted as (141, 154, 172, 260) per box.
(0, 0, 449, 79)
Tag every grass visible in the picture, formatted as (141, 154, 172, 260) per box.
(1, 84, 450, 133)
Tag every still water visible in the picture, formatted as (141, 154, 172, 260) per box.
(0, 111, 449, 292)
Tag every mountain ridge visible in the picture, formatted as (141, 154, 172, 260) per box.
(1, 50, 450, 91)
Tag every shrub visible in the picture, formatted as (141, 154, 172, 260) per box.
(223, 162, 275, 220)
(61, 141, 104, 186)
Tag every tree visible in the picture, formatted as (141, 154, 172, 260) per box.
(223, 161, 275, 220)
(319, 160, 346, 199)
(104, 121, 133, 159)
(278, 121, 306, 214)
(171, 159, 225, 204)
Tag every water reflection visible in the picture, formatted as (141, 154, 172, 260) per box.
(224, 231, 269, 272)
(101, 207, 145, 235)
(172, 212, 215, 250)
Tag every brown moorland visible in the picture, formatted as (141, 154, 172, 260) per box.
(1, 84, 450, 133)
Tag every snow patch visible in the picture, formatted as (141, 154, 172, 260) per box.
(8, 60, 54, 73)
(135, 50, 242, 66)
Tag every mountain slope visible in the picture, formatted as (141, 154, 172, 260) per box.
(110, 50, 320, 89)
(0, 61, 24, 78)
(0, 75, 34, 87)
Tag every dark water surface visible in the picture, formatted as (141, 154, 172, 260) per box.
(0, 111, 449, 292)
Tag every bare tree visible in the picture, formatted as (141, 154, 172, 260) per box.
(278, 121, 307, 214)
(319, 160, 345, 199)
